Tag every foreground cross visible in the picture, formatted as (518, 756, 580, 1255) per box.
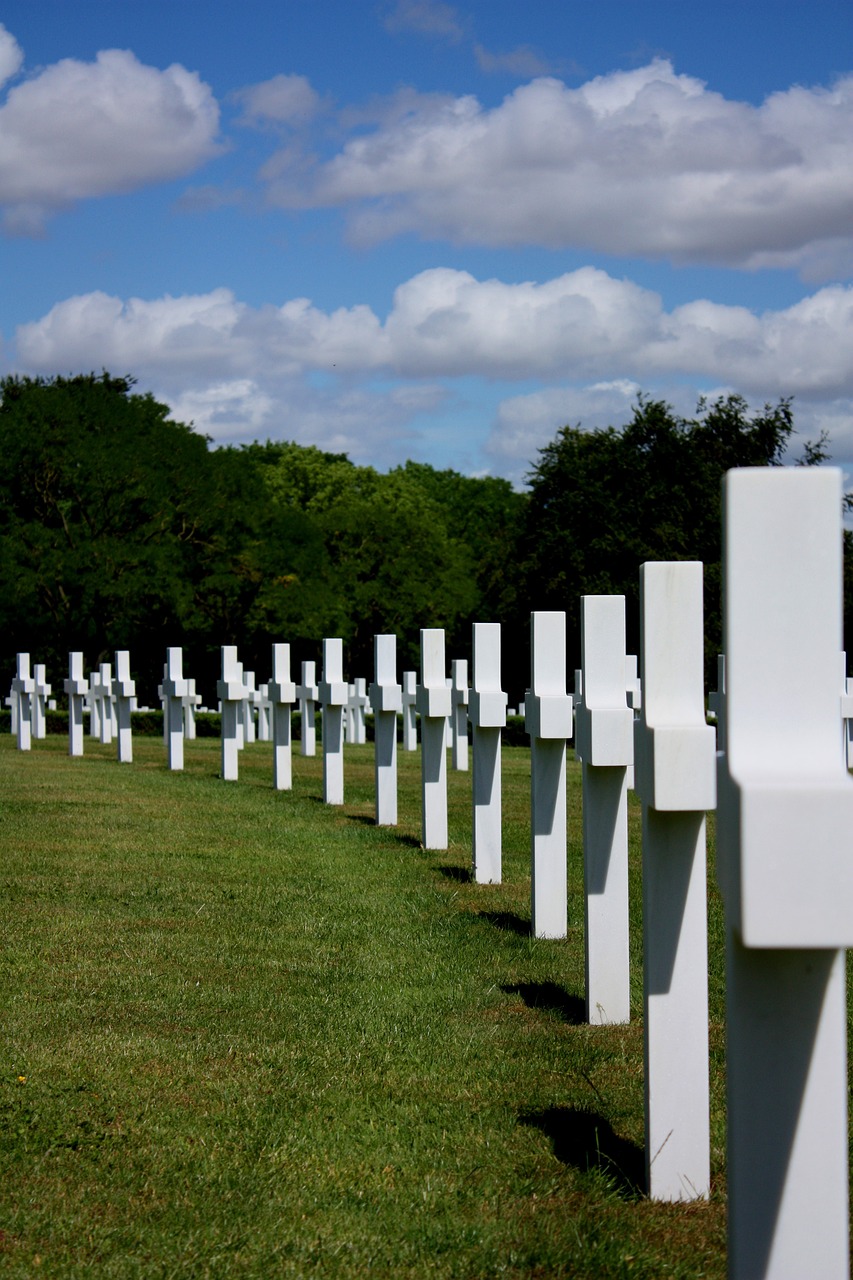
(717, 468, 853, 1280)
(634, 561, 714, 1201)
(524, 612, 573, 939)
(574, 595, 632, 1025)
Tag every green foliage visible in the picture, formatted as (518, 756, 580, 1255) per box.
(255, 444, 501, 672)
(0, 374, 206, 679)
(516, 394, 800, 680)
(2, 372, 846, 701)
(0, 376, 331, 696)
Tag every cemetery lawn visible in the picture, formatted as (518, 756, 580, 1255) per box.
(0, 737, 730, 1279)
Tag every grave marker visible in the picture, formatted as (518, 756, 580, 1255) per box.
(369, 635, 402, 826)
(634, 561, 714, 1202)
(217, 646, 244, 781)
(351, 678, 368, 745)
(269, 643, 297, 791)
(297, 661, 319, 757)
(417, 629, 452, 849)
(469, 623, 507, 884)
(12, 653, 34, 752)
(32, 664, 51, 740)
(319, 638, 347, 806)
(243, 671, 257, 745)
(344, 683, 355, 743)
(450, 660, 469, 771)
(114, 650, 136, 763)
(184, 679, 201, 741)
(717, 467, 853, 1279)
(64, 652, 88, 757)
(161, 648, 187, 771)
(88, 671, 102, 740)
(401, 671, 418, 751)
(524, 613, 573, 938)
(5, 684, 17, 734)
(254, 682, 269, 742)
(575, 596, 632, 1025)
(98, 662, 114, 745)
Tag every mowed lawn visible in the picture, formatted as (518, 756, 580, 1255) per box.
(2, 731, 730, 1278)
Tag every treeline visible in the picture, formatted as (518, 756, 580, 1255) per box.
(0, 373, 845, 705)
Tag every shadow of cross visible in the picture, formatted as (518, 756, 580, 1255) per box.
(521, 1106, 645, 1198)
(500, 981, 585, 1025)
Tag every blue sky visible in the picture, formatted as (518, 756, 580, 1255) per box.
(1, 0, 851, 482)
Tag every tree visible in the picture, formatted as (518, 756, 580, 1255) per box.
(0, 374, 210, 689)
(255, 444, 481, 673)
(0, 374, 325, 699)
(515, 394, 800, 684)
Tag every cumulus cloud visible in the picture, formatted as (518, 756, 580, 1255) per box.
(11, 266, 853, 474)
(15, 268, 853, 398)
(0, 36, 221, 233)
(0, 23, 23, 89)
(262, 59, 853, 275)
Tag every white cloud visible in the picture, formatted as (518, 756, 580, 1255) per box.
(165, 376, 445, 464)
(15, 269, 853, 400)
(0, 39, 221, 233)
(16, 288, 247, 373)
(0, 23, 23, 89)
(233, 73, 322, 126)
(11, 267, 853, 475)
(263, 59, 853, 275)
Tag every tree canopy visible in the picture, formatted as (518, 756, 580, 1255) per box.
(0, 373, 844, 702)
(513, 393, 810, 682)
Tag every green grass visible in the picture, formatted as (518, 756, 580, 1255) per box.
(0, 733, 729, 1278)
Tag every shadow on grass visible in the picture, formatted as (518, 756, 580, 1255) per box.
(521, 1106, 645, 1199)
(395, 833, 423, 849)
(501, 980, 585, 1024)
(472, 910, 530, 937)
(436, 864, 472, 883)
(348, 814, 377, 827)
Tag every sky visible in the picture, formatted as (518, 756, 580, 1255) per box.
(1, 0, 851, 484)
